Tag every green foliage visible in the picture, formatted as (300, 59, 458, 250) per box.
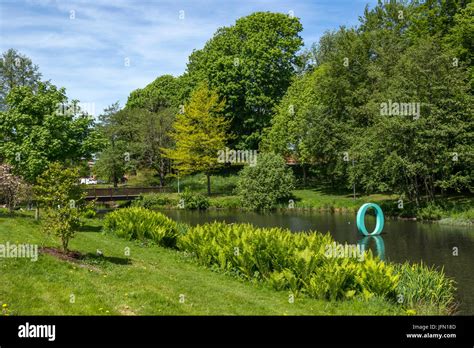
(264, 1, 473, 201)
(177, 220, 455, 311)
(186, 12, 304, 148)
(180, 188, 209, 210)
(395, 262, 456, 312)
(416, 203, 445, 221)
(163, 84, 230, 195)
(103, 207, 178, 248)
(236, 152, 295, 210)
(0, 81, 96, 183)
(126, 74, 186, 112)
(42, 206, 82, 252)
(94, 104, 140, 187)
(133, 193, 175, 209)
(0, 48, 42, 110)
(34, 162, 85, 251)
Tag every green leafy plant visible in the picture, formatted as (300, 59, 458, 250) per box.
(236, 152, 295, 210)
(103, 207, 178, 248)
(395, 262, 456, 312)
(34, 163, 85, 251)
(180, 188, 209, 210)
(133, 193, 175, 209)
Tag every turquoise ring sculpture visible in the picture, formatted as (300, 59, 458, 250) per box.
(356, 203, 384, 236)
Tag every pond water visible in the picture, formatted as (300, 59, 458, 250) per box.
(161, 209, 474, 314)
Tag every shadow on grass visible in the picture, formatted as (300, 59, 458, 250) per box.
(78, 224, 103, 233)
(83, 252, 131, 265)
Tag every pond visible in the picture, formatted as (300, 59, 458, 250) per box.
(161, 209, 474, 314)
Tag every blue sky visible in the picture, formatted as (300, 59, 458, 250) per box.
(0, 0, 377, 116)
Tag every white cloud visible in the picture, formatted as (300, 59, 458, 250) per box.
(0, 0, 377, 116)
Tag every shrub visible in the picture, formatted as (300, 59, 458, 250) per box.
(35, 163, 85, 251)
(180, 188, 209, 210)
(236, 152, 295, 210)
(395, 262, 456, 312)
(133, 193, 175, 209)
(177, 221, 455, 312)
(103, 207, 178, 247)
(355, 255, 399, 299)
(307, 260, 359, 300)
(417, 203, 445, 220)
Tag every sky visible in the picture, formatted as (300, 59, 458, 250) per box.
(0, 0, 378, 116)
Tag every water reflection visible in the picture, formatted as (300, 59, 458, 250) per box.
(358, 235, 386, 261)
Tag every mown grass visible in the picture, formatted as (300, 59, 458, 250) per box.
(289, 189, 395, 212)
(0, 215, 407, 316)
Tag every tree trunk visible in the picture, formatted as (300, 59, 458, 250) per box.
(207, 173, 211, 196)
(302, 164, 307, 187)
(159, 159, 165, 187)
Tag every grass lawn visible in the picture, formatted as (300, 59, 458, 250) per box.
(0, 215, 406, 316)
(291, 189, 395, 211)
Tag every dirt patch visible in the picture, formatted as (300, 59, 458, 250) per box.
(40, 247, 84, 262)
(39, 247, 102, 272)
(117, 304, 137, 316)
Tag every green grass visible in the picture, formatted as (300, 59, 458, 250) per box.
(289, 189, 395, 212)
(0, 215, 408, 315)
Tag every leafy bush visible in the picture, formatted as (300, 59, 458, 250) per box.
(355, 256, 399, 298)
(103, 207, 178, 247)
(133, 193, 175, 209)
(395, 262, 456, 312)
(236, 152, 295, 210)
(35, 163, 85, 251)
(416, 203, 445, 220)
(307, 260, 359, 300)
(180, 188, 209, 210)
(177, 221, 455, 312)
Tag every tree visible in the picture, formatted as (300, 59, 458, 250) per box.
(351, 38, 473, 204)
(163, 84, 230, 195)
(186, 12, 304, 149)
(0, 49, 42, 110)
(93, 146, 129, 187)
(0, 81, 95, 183)
(34, 163, 85, 252)
(126, 75, 186, 112)
(236, 152, 295, 210)
(137, 107, 175, 187)
(0, 163, 28, 213)
(94, 104, 140, 187)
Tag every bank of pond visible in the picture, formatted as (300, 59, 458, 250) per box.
(103, 207, 461, 315)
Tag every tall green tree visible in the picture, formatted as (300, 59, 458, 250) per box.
(351, 38, 473, 204)
(0, 49, 42, 110)
(163, 84, 230, 195)
(94, 104, 139, 187)
(186, 12, 304, 149)
(137, 107, 175, 187)
(0, 81, 95, 183)
(126, 75, 187, 112)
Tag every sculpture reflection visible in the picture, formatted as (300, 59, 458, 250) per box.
(358, 235, 385, 261)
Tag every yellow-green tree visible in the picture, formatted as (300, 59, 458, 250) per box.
(164, 84, 230, 195)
